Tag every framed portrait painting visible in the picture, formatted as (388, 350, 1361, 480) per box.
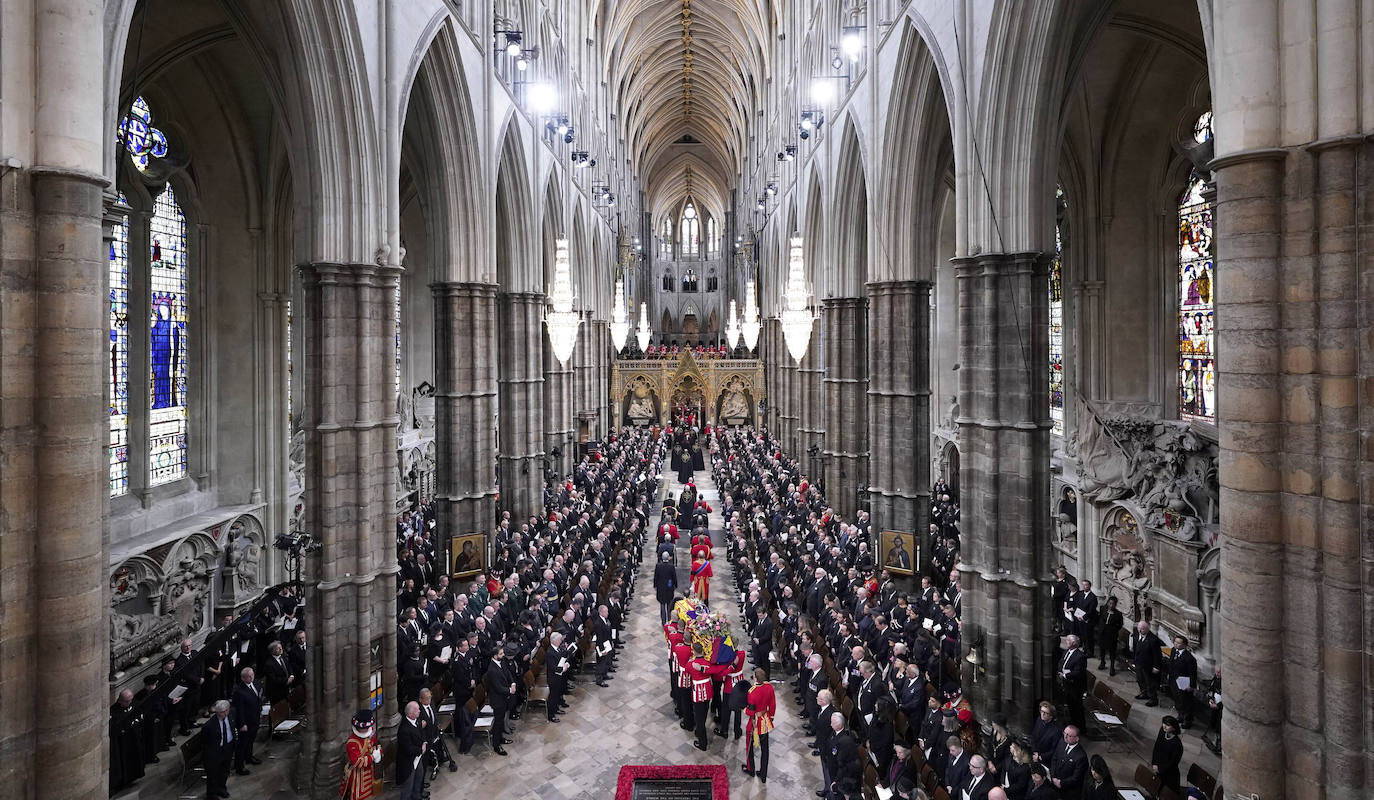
(880, 530, 915, 576)
(449, 533, 485, 579)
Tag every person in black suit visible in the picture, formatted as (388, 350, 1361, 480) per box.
(1069, 581, 1099, 655)
(396, 701, 426, 800)
(964, 754, 994, 800)
(201, 700, 236, 800)
(1027, 763, 1060, 799)
(446, 637, 476, 753)
(262, 641, 293, 705)
(593, 604, 615, 686)
(653, 551, 677, 623)
(1056, 635, 1088, 728)
(1048, 726, 1088, 798)
(546, 632, 570, 722)
(1129, 621, 1163, 706)
(829, 712, 862, 799)
(172, 639, 204, 735)
(1168, 635, 1199, 728)
(1151, 716, 1184, 793)
(228, 667, 263, 774)
(417, 688, 453, 776)
(943, 736, 971, 796)
(484, 642, 518, 756)
(814, 691, 837, 797)
(286, 630, 308, 702)
(750, 608, 774, 678)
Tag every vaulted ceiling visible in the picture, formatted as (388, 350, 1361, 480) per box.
(593, 0, 776, 223)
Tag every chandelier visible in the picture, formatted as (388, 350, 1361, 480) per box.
(635, 302, 652, 353)
(610, 274, 630, 352)
(741, 279, 761, 351)
(727, 300, 742, 348)
(781, 235, 816, 362)
(544, 238, 580, 364)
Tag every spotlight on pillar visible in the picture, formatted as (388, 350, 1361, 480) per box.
(741, 280, 761, 351)
(544, 238, 580, 365)
(781, 235, 816, 362)
(610, 275, 630, 352)
(635, 302, 652, 353)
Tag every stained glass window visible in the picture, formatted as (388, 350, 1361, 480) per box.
(1178, 166, 1215, 422)
(707, 217, 718, 255)
(118, 97, 168, 174)
(110, 194, 131, 496)
(1050, 186, 1066, 436)
(149, 185, 189, 485)
(660, 218, 673, 258)
(681, 204, 699, 256)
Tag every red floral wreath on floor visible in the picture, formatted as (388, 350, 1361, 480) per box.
(614, 764, 730, 800)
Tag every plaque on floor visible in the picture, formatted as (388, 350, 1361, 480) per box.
(615, 765, 728, 800)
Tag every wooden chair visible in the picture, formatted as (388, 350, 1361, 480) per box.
(177, 732, 205, 787)
(1187, 762, 1217, 799)
(526, 669, 551, 706)
(1133, 763, 1162, 798)
(1159, 787, 1181, 800)
(268, 699, 302, 738)
(931, 787, 950, 800)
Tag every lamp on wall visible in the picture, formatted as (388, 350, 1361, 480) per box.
(635, 302, 652, 352)
(781, 236, 816, 362)
(544, 238, 580, 364)
(741, 279, 761, 351)
(610, 274, 630, 352)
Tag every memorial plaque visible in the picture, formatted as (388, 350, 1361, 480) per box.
(630, 778, 716, 800)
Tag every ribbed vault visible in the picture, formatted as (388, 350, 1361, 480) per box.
(593, 0, 774, 217)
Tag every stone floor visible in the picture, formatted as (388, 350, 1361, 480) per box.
(118, 467, 1223, 799)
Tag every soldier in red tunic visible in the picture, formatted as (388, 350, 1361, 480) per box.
(672, 638, 695, 728)
(690, 555, 713, 602)
(339, 710, 382, 800)
(742, 667, 776, 782)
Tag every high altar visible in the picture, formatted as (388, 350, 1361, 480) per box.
(611, 351, 765, 428)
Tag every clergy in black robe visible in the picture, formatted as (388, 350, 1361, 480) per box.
(109, 690, 148, 793)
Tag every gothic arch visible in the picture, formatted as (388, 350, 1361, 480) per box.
(495, 121, 538, 292)
(833, 118, 869, 298)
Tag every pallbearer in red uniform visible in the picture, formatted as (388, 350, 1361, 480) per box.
(717, 649, 747, 738)
(690, 554, 713, 602)
(742, 668, 776, 783)
(340, 710, 382, 800)
(672, 636, 695, 727)
(687, 645, 728, 751)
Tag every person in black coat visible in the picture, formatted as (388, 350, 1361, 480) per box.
(1030, 702, 1064, 767)
(1151, 716, 1184, 792)
(396, 701, 426, 800)
(201, 701, 236, 800)
(866, 697, 896, 781)
(653, 551, 678, 623)
(1094, 596, 1124, 674)
(1083, 753, 1119, 800)
(1168, 635, 1199, 727)
(228, 668, 263, 774)
(484, 642, 518, 755)
(1048, 727, 1088, 798)
(750, 608, 774, 678)
(943, 737, 971, 796)
(1129, 621, 1164, 705)
(545, 632, 570, 722)
(829, 716, 863, 799)
(1056, 635, 1089, 728)
(261, 641, 293, 704)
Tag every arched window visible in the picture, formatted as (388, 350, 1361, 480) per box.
(1050, 185, 1066, 436)
(681, 202, 699, 256)
(660, 217, 673, 258)
(707, 216, 718, 256)
(109, 194, 130, 496)
(1179, 112, 1215, 422)
(113, 95, 194, 493)
(148, 184, 189, 486)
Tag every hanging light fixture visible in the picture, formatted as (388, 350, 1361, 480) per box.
(781, 235, 816, 362)
(741, 279, 761, 351)
(610, 274, 630, 352)
(635, 302, 652, 353)
(544, 238, 580, 364)
(727, 300, 743, 349)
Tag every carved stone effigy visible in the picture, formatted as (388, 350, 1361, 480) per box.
(108, 512, 267, 683)
(1074, 408, 1219, 649)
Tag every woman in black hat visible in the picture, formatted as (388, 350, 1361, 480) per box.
(1083, 753, 1118, 800)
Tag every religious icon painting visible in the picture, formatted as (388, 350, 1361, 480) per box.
(450, 533, 486, 579)
(880, 530, 916, 576)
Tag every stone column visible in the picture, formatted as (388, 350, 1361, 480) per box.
(433, 282, 498, 541)
(593, 320, 611, 436)
(822, 297, 869, 519)
(299, 262, 401, 794)
(497, 292, 546, 519)
(542, 323, 574, 476)
(800, 315, 825, 484)
(954, 252, 1052, 727)
(0, 2, 111, 797)
(781, 322, 802, 457)
(866, 281, 930, 543)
